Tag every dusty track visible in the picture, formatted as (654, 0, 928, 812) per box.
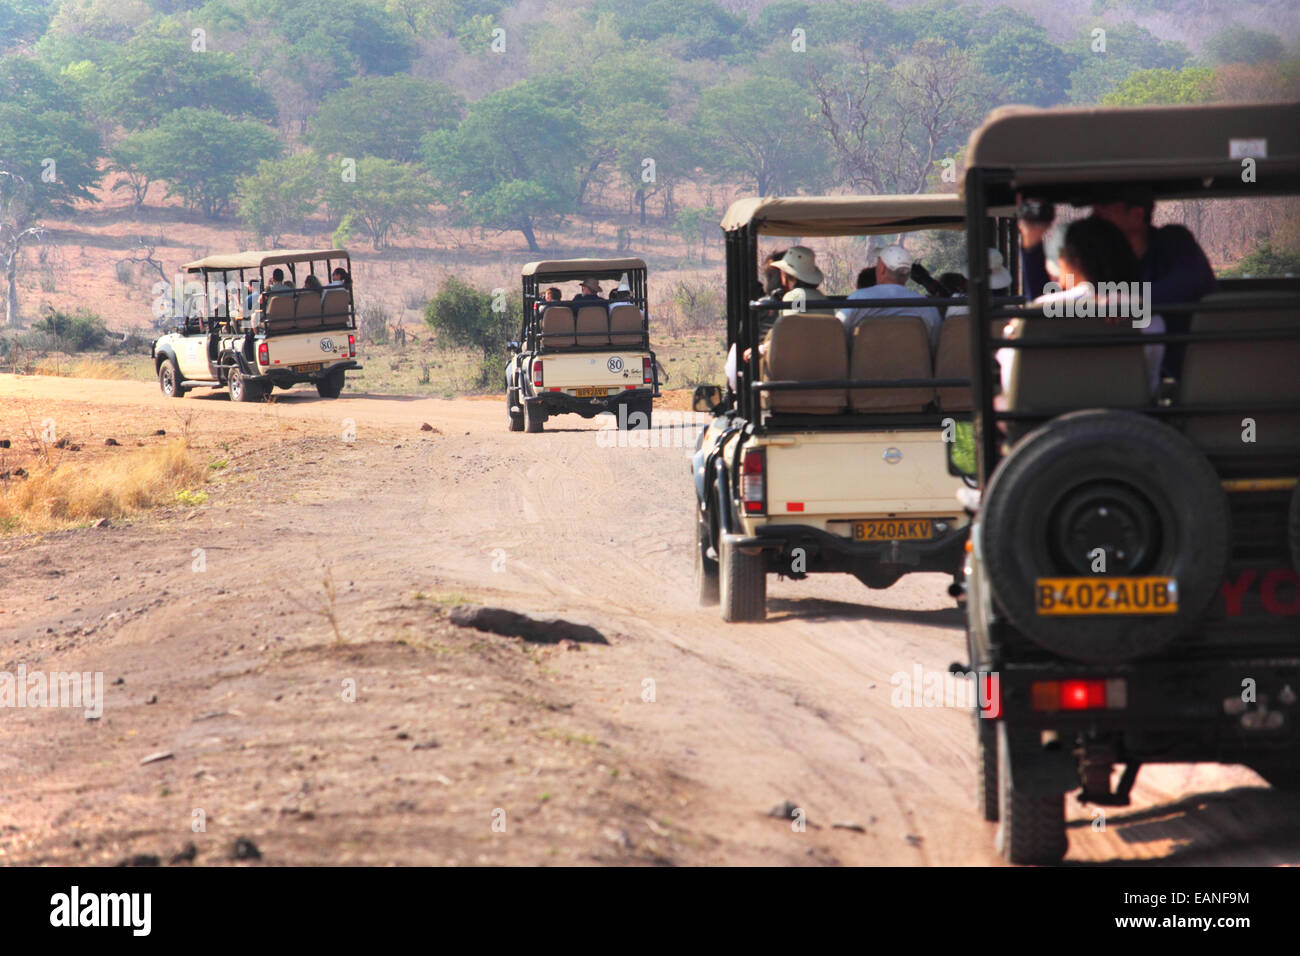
(1, 375, 1296, 865)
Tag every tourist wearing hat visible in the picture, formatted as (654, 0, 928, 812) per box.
(727, 246, 827, 392)
(944, 248, 1014, 320)
(573, 278, 606, 305)
(836, 244, 943, 350)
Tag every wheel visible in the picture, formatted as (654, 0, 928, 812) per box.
(719, 534, 766, 622)
(507, 387, 524, 432)
(694, 511, 720, 606)
(631, 397, 653, 430)
(977, 719, 999, 823)
(995, 731, 1067, 864)
(524, 399, 544, 433)
(227, 366, 265, 403)
(158, 358, 186, 398)
(315, 368, 345, 398)
(981, 410, 1229, 663)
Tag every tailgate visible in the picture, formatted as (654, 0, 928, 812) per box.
(533, 352, 650, 391)
(261, 332, 350, 370)
(764, 430, 963, 515)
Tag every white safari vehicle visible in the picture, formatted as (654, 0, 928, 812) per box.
(692, 195, 1018, 621)
(505, 257, 659, 432)
(152, 249, 361, 402)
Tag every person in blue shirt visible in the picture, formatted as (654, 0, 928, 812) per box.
(836, 244, 943, 350)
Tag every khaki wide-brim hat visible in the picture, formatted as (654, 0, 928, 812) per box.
(773, 246, 824, 286)
(581, 279, 603, 293)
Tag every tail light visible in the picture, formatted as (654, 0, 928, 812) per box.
(257, 341, 269, 367)
(740, 448, 766, 515)
(347, 334, 355, 358)
(532, 359, 543, 387)
(642, 356, 652, 385)
(1031, 679, 1127, 711)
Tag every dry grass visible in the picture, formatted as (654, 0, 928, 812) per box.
(28, 355, 139, 380)
(0, 440, 206, 533)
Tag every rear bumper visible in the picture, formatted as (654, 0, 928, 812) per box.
(527, 387, 653, 418)
(723, 522, 968, 578)
(257, 360, 361, 384)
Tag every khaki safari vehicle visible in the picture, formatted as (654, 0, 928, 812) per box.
(506, 258, 659, 432)
(691, 194, 1018, 622)
(152, 249, 361, 402)
(959, 101, 1300, 864)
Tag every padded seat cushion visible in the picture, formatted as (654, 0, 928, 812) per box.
(850, 314, 935, 413)
(761, 313, 848, 414)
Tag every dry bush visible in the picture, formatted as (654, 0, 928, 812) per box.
(0, 440, 206, 533)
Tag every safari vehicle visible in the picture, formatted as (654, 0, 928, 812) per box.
(152, 249, 361, 402)
(692, 195, 1018, 622)
(959, 101, 1300, 864)
(505, 258, 659, 432)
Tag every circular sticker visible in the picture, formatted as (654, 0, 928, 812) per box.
(320, 337, 334, 352)
(607, 357, 624, 373)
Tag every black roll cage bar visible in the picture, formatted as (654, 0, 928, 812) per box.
(517, 266, 650, 352)
(181, 252, 356, 334)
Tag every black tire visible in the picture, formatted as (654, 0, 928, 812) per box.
(632, 397, 653, 430)
(228, 367, 265, 403)
(977, 719, 999, 823)
(981, 410, 1229, 663)
(524, 399, 544, 433)
(719, 534, 766, 622)
(158, 358, 186, 398)
(506, 387, 524, 432)
(315, 368, 345, 398)
(694, 511, 720, 606)
(995, 732, 1067, 865)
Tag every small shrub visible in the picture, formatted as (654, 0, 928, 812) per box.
(359, 304, 390, 345)
(114, 260, 135, 284)
(32, 307, 108, 352)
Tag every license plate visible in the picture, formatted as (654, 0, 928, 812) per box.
(573, 387, 608, 397)
(293, 362, 323, 373)
(852, 519, 932, 541)
(1035, 577, 1178, 616)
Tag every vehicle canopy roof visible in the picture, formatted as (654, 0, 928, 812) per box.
(719, 193, 972, 237)
(964, 101, 1300, 204)
(521, 257, 647, 282)
(182, 249, 351, 273)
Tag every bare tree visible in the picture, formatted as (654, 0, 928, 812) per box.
(808, 41, 989, 196)
(0, 169, 43, 330)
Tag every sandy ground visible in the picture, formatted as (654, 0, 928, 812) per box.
(1, 374, 1297, 866)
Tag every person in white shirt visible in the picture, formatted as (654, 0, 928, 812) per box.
(836, 244, 943, 350)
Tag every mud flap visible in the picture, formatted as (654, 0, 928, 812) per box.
(999, 724, 1077, 795)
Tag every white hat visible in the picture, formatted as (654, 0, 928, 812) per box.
(988, 248, 1012, 290)
(773, 245, 824, 286)
(877, 244, 912, 272)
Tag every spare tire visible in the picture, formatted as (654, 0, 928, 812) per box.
(981, 410, 1229, 663)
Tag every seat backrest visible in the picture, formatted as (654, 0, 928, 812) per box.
(294, 291, 324, 330)
(934, 312, 972, 412)
(1178, 291, 1300, 452)
(540, 305, 575, 348)
(849, 315, 935, 413)
(263, 292, 296, 333)
(1006, 317, 1150, 412)
(760, 313, 848, 414)
(608, 303, 644, 346)
(574, 305, 610, 347)
(320, 288, 351, 328)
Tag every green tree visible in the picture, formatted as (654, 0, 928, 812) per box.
(1221, 241, 1300, 278)
(0, 0, 51, 48)
(309, 76, 464, 163)
(973, 25, 1074, 106)
(1066, 22, 1190, 103)
(698, 76, 828, 197)
(1103, 67, 1215, 106)
(96, 29, 273, 129)
(1204, 25, 1286, 65)
(422, 80, 586, 251)
(326, 158, 433, 250)
(126, 108, 281, 218)
(613, 114, 699, 223)
(594, 0, 749, 59)
(422, 277, 515, 387)
(237, 153, 327, 247)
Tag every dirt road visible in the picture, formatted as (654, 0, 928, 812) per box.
(1, 375, 1295, 865)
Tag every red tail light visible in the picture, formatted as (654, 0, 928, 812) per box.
(1031, 679, 1126, 711)
(257, 341, 269, 367)
(532, 359, 543, 387)
(642, 356, 652, 385)
(741, 448, 766, 515)
(347, 334, 355, 358)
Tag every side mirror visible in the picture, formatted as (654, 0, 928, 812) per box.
(692, 384, 726, 415)
(946, 419, 977, 478)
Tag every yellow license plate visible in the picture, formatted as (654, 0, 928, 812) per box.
(1035, 577, 1178, 616)
(573, 387, 608, 397)
(293, 362, 324, 373)
(852, 519, 932, 541)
